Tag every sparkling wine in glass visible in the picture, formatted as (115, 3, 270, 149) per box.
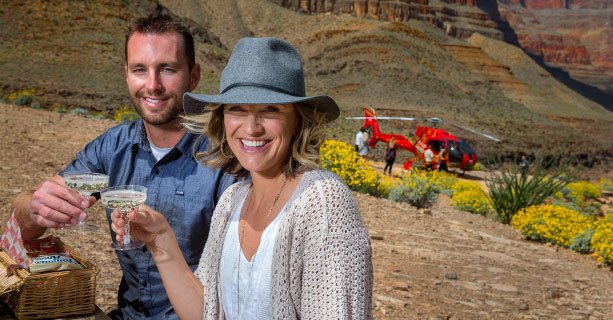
(64, 172, 109, 232)
(100, 185, 147, 251)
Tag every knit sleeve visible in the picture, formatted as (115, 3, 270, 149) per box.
(298, 172, 373, 319)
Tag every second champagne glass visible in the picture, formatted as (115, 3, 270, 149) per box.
(64, 172, 109, 232)
(100, 185, 147, 251)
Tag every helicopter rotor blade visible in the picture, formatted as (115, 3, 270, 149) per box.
(345, 116, 418, 121)
(448, 123, 501, 142)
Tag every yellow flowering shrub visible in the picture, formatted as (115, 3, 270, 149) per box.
(451, 189, 492, 215)
(7, 88, 40, 108)
(563, 181, 601, 207)
(426, 170, 459, 195)
(511, 204, 594, 248)
(591, 214, 613, 265)
(114, 104, 141, 123)
(597, 178, 613, 193)
(451, 180, 483, 194)
(7, 88, 36, 102)
(320, 140, 390, 197)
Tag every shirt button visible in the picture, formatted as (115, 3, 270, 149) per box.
(141, 280, 147, 287)
(141, 246, 148, 253)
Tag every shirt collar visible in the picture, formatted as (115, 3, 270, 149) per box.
(133, 119, 202, 156)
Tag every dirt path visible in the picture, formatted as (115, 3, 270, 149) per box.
(1, 105, 611, 319)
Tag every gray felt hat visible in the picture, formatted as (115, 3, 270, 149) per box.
(183, 37, 339, 122)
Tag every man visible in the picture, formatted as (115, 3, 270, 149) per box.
(438, 147, 448, 172)
(355, 127, 365, 152)
(11, 14, 236, 319)
(424, 145, 434, 171)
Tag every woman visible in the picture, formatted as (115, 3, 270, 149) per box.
(384, 138, 397, 175)
(111, 37, 373, 319)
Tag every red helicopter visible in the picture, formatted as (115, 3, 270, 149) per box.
(347, 107, 501, 171)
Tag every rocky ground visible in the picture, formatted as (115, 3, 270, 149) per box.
(0, 104, 611, 319)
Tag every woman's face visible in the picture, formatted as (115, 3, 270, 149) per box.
(223, 104, 298, 177)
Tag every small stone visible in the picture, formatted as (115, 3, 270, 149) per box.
(518, 302, 529, 310)
(370, 234, 384, 241)
(392, 281, 410, 291)
(445, 272, 458, 280)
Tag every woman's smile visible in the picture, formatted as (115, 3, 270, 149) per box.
(224, 104, 297, 176)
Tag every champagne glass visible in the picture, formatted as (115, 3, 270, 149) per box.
(100, 185, 147, 251)
(64, 172, 109, 232)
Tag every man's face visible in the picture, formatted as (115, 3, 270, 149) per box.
(125, 32, 200, 126)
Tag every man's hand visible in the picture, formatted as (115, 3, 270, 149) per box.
(12, 175, 92, 239)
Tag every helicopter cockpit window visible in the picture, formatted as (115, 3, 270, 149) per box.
(428, 140, 446, 152)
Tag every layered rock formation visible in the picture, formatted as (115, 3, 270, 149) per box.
(494, 0, 613, 105)
(270, 0, 613, 107)
(271, 1, 503, 39)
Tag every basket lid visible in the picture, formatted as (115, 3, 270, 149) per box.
(0, 250, 28, 296)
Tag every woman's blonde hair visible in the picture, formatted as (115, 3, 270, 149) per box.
(183, 103, 328, 178)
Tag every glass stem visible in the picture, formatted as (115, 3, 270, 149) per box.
(121, 209, 131, 245)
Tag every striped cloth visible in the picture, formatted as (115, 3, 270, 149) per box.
(1, 211, 30, 269)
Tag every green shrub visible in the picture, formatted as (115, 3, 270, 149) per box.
(8, 88, 41, 109)
(570, 228, 595, 254)
(114, 105, 140, 122)
(68, 107, 89, 116)
(486, 157, 570, 224)
(388, 170, 438, 208)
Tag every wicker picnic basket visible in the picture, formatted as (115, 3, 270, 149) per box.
(0, 239, 97, 319)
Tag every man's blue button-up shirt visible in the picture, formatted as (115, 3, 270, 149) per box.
(61, 119, 236, 319)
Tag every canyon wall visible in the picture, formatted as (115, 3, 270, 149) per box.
(495, 0, 613, 101)
(270, 0, 612, 106)
(271, 1, 503, 39)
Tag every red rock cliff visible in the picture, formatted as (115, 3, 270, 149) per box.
(496, 0, 613, 96)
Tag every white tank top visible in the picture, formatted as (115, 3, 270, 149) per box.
(219, 194, 286, 319)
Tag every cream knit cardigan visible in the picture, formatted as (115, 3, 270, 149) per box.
(194, 169, 373, 319)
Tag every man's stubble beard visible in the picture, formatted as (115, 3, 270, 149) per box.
(131, 91, 185, 126)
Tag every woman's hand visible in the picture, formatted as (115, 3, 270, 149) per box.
(110, 204, 171, 248)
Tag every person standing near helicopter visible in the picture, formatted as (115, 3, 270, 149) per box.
(357, 130, 370, 159)
(423, 145, 434, 171)
(438, 146, 448, 172)
(384, 138, 398, 175)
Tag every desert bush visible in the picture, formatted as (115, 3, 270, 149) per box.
(68, 107, 90, 116)
(591, 214, 613, 265)
(597, 178, 613, 193)
(114, 104, 140, 122)
(511, 204, 594, 248)
(570, 228, 595, 254)
(51, 103, 67, 113)
(388, 170, 438, 208)
(8, 88, 41, 109)
(451, 189, 492, 215)
(486, 157, 570, 224)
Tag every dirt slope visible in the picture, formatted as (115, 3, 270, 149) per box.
(0, 104, 611, 319)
